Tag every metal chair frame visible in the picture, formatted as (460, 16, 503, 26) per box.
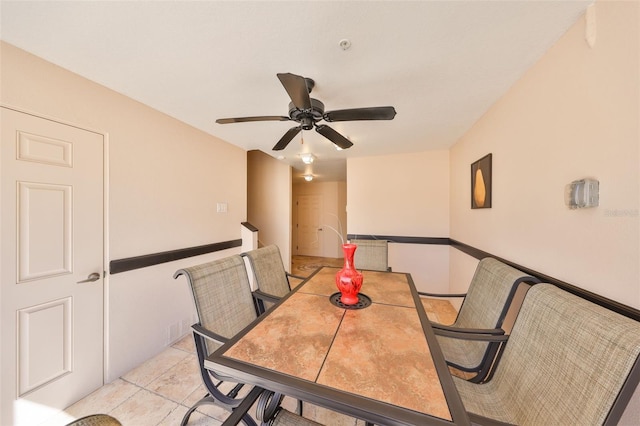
(419, 257, 539, 382)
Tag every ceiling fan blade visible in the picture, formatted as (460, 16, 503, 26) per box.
(216, 116, 290, 124)
(272, 126, 302, 151)
(315, 124, 354, 150)
(323, 106, 397, 122)
(277, 73, 312, 110)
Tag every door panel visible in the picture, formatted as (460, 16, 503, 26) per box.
(18, 297, 73, 396)
(297, 195, 322, 256)
(18, 182, 73, 281)
(1, 108, 104, 425)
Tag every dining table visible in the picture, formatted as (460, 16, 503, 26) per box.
(205, 266, 470, 426)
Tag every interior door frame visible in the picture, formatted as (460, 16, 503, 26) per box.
(0, 103, 111, 383)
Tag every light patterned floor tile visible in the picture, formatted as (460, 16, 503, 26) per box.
(172, 334, 196, 353)
(64, 379, 140, 419)
(182, 383, 209, 410)
(158, 405, 223, 426)
(122, 347, 190, 387)
(280, 396, 299, 412)
(146, 353, 201, 404)
(425, 309, 440, 323)
(193, 402, 234, 423)
(183, 384, 252, 422)
(37, 410, 77, 426)
(109, 389, 178, 426)
(421, 297, 458, 324)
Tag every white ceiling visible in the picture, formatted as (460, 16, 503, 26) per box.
(1, 1, 591, 182)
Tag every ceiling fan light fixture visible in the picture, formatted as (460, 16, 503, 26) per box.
(300, 153, 315, 164)
(304, 174, 314, 182)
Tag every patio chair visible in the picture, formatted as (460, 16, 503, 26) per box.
(175, 255, 305, 426)
(66, 414, 121, 426)
(452, 283, 640, 425)
(174, 256, 258, 425)
(419, 257, 539, 382)
(351, 239, 389, 272)
(242, 245, 305, 314)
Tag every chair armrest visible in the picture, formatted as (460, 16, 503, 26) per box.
(253, 290, 281, 305)
(434, 328, 510, 342)
(192, 323, 228, 345)
(418, 291, 467, 298)
(431, 323, 505, 335)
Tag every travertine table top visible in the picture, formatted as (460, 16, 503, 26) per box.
(208, 267, 467, 425)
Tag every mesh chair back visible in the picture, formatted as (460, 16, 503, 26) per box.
(351, 239, 388, 271)
(177, 255, 257, 354)
(244, 245, 291, 297)
(455, 284, 640, 425)
(454, 257, 533, 329)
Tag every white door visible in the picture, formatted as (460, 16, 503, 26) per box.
(1, 108, 105, 426)
(296, 195, 323, 256)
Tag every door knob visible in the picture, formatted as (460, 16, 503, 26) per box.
(77, 272, 101, 283)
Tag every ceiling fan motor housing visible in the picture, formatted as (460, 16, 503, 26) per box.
(289, 98, 325, 129)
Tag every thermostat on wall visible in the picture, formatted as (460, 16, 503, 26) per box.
(565, 178, 599, 209)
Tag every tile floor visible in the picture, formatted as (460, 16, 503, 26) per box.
(41, 256, 458, 426)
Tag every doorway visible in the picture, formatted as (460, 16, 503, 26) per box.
(1, 108, 106, 425)
(296, 194, 324, 256)
(293, 181, 347, 259)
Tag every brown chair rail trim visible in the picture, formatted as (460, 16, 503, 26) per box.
(347, 234, 640, 322)
(346, 234, 450, 245)
(109, 239, 242, 274)
(448, 239, 640, 322)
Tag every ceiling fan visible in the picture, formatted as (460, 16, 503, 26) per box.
(216, 73, 397, 151)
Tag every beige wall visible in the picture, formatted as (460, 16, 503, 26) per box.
(292, 181, 347, 258)
(450, 1, 639, 309)
(0, 42, 248, 381)
(450, 5, 640, 418)
(347, 151, 451, 293)
(345, 4, 639, 419)
(247, 150, 292, 268)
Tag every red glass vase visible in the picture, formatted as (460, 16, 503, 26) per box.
(335, 243, 364, 305)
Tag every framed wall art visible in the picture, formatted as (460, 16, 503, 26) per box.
(471, 153, 492, 209)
